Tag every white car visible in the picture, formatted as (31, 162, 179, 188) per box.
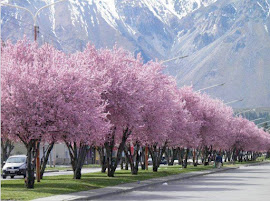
(2, 155, 27, 179)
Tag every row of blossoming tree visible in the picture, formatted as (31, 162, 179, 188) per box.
(2, 39, 270, 188)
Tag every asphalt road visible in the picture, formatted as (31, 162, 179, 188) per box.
(95, 163, 270, 201)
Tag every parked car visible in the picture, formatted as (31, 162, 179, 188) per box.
(147, 157, 167, 165)
(147, 158, 153, 165)
(2, 155, 27, 179)
(160, 157, 167, 165)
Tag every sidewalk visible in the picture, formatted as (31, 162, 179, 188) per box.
(32, 166, 237, 201)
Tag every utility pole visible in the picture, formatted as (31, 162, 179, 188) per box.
(145, 146, 148, 170)
(36, 142, 40, 182)
(34, 25, 39, 41)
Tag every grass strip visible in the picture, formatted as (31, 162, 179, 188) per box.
(1, 165, 213, 200)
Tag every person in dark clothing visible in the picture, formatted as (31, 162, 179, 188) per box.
(215, 153, 223, 168)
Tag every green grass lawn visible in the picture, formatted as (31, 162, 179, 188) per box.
(223, 156, 269, 167)
(1, 165, 214, 201)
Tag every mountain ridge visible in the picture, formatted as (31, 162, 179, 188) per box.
(1, 0, 270, 108)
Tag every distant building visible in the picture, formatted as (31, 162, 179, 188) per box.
(11, 143, 99, 166)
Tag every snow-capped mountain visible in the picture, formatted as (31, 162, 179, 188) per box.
(1, 0, 270, 108)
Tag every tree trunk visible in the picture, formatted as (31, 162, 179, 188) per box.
(133, 144, 140, 175)
(224, 150, 228, 162)
(74, 145, 88, 179)
(124, 143, 140, 175)
(193, 149, 197, 166)
(196, 149, 201, 165)
(266, 150, 270, 159)
(167, 148, 178, 166)
(203, 146, 209, 166)
(123, 145, 134, 174)
(40, 142, 54, 179)
(125, 155, 129, 170)
(140, 147, 146, 170)
(105, 141, 114, 177)
(165, 148, 170, 165)
(97, 147, 107, 173)
(232, 148, 238, 162)
(66, 142, 89, 179)
(238, 150, 243, 162)
(105, 127, 131, 177)
(149, 145, 158, 172)
(1, 140, 8, 168)
(25, 140, 36, 189)
(1, 139, 14, 168)
(178, 147, 184, 165)
(120, 157, 124, 170)
(183, 148, 189, 168)
(149, 143, 167, 172)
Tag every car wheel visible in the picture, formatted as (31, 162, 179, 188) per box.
(2, 175, 6, 179)
(10, 175, 14, 179)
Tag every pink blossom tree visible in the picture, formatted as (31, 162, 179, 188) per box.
(76, 47, 147, 177)
(179, 86, 234, 165)
(1, 40, 110, 187)
(131, 61, 186, 172)
(1, 40, 64, 188)
(60, 45, 111, 179)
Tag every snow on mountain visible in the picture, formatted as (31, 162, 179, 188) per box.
(1, 0, 270, 108)
(167, 0, 270, 108)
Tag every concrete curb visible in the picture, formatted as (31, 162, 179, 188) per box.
(241, 161, 270, 167)
(31, 167, 238, 201)
(45, 169, 73, 173)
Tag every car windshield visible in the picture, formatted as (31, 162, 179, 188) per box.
(6, 157, 26, 163)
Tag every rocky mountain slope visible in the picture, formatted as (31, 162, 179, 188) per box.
(1, 0, 270, 108)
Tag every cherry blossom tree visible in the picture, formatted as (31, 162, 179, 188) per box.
(74, 46, 147, 177)
(1, 39, 110, 187)
(2, 39, 270, 186)
(61, 45, 111, 179)
(179, 86, 235, 165)
(130, 61, 185, 172)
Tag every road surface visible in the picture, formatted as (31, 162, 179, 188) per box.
(95, 163, 270, 201)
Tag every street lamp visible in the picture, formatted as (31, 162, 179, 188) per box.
(1, 0, 68, 41)
(196, 83, 225, 92)
(235, 108, 256, 116)
(161, 55, 188, 64)
(251, 118, 265, 122)
(225, 99, 244, 105)
(1, 0, 69, 183)
(256, 120, 270, 127)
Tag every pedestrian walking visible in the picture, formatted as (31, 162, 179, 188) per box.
(215, 153, 223, 168)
